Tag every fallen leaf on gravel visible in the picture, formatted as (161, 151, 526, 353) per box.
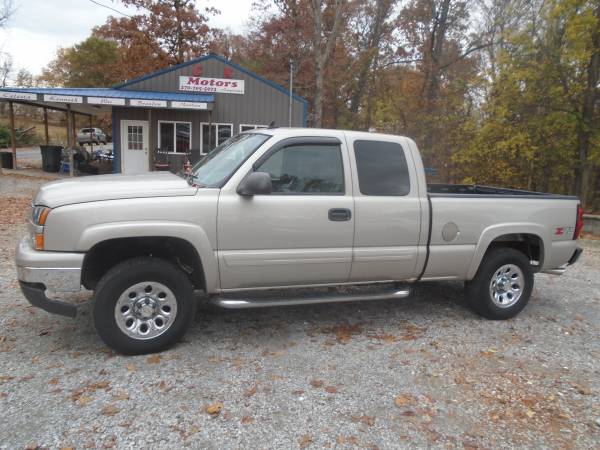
(101, 405, 120, 416)
(324, 386, 337, 394)
(147, 355, 161, 364)
(125, 364, 137, 373)
(0, 376, 15, 384)
(351, 415, 375, 426)
(113, 392, 130, 401)
(206, 401, 223, 415)
(394, 393, 416, 407)
(77, 395, 92, 406)
(324, 322, 363, 343)
(48, 377, 59, 385)
(571, 383, 591, 395)
(369, 334, 397, 343)
(241, 416, 253, 425)
(89, 381, 110, 390)
(293, 390, 305, 395)
(310, 379, 324, 388)
(525, 409, 535, 418)
(299, 434, 313, 448)
(244, 385, 257, 398)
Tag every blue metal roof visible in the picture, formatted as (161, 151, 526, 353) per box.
(0, 87, 214, 103)
(114, 54, 308, 106)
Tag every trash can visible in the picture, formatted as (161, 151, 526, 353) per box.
(39, 145, 63, 172)
(0, 151, 13, 169)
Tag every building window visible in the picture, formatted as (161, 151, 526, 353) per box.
(240, 124, 267, 133)
(201, 123, 233, 154)
(127, 125, 143, 150)
(158, 121, 191, 153)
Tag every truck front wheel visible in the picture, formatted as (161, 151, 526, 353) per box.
(465, 248, 534, 320)
(92, 257, 196, 354)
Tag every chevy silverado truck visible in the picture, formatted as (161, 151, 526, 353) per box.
(16, 128, 584, 354)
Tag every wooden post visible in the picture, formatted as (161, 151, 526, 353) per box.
(147, 109, 152, 171)
(89, 115, 93, 153)
(66, 105, 74, 177)
(71, 112, 77, 148)
(43, 108, 49, 145)
(8, 101, 16, 169)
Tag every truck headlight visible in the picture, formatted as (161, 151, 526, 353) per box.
(31, 206, 50, 226)
(31, 206, 50, 250)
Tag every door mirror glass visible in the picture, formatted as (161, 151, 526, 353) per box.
(237, 171, 273, 196)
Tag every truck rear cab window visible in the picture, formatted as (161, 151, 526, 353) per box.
(257, 144, 345, 194)
(353, 140, 410, 196)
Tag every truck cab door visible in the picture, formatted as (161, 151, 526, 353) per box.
(217, 136, 354, 290)
(346, 136, 424, 282)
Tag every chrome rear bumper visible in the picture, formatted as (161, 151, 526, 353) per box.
(541, 247, 583, 276)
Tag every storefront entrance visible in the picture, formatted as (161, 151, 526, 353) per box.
(121, 120, 149, 174)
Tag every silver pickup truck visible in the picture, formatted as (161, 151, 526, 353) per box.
(16, 128, 583, 354)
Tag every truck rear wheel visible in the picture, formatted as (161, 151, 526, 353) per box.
(465, 248, 534, 320)
(92, 257, 196, 355)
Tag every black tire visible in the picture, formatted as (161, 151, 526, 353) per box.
(465, 247, 534, 320)
(93, 257, 196, 355)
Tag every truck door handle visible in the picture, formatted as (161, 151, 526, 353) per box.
(328, 208, 351, 221)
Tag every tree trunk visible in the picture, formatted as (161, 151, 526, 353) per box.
(574, 4, 600, 206)
(311, 0, 344, 128)
(422, 0, 451, 159)
(349, 0, 393, 129)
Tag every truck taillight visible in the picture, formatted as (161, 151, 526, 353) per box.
(574, 205, 584, 240)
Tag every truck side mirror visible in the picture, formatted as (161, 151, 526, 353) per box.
(237, 171, 273, 196)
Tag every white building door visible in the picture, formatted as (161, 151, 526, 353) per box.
(121, 120, 149, 174)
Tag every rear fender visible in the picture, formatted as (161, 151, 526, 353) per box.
(466, 223, 548, 280)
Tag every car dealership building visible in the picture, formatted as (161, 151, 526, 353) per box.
(0, 54, 308, 174)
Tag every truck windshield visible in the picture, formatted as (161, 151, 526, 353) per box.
(189, 133, 271, 188)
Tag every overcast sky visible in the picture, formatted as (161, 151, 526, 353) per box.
(0, 0, 255, 77)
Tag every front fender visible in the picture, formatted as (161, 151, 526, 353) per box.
(77, 221, 219, 293)
(466, 223, 549, 280)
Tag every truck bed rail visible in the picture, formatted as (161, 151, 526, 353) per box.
(427, 183, 578, 199)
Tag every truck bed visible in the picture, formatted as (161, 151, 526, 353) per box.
(427, 183, 578, 199)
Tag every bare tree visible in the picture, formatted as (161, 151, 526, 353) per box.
(311, 0, 345, 127)
(348, 0, 396, 129)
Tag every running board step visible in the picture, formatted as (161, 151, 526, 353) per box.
(209, 287, 410, 309)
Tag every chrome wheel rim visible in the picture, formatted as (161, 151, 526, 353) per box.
(489, 264, 524, 308)
(115, 281, 177, 340)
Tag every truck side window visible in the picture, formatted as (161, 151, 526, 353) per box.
(353, 140, 410, 196)
(257, 144, 345, 194)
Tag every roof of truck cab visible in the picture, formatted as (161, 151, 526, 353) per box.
(253, 127, 410, 142)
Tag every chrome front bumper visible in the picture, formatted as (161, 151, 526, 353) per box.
(15, 237, 84, 317)
(15, 237, 84, 292)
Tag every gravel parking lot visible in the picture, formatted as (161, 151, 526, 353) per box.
(1, 172, 599, 449)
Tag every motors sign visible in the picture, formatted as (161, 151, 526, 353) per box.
(179, 76, 245, 95)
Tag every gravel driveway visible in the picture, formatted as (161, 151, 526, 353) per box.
(1, 173, 599, 449)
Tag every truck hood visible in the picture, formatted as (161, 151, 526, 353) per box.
(34, 172, 197, 208)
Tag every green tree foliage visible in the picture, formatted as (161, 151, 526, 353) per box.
(454, 0, 599, 205)
(38, 36, 120, 87)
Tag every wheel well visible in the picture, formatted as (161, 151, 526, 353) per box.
(81, 237, 205, 291)
(487, 233, 544, 267)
